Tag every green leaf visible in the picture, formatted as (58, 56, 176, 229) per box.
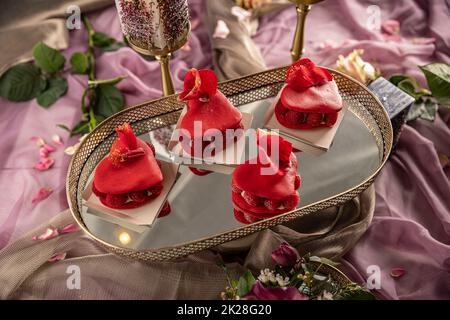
(70, 52, 89, 74)
(230, 279, 239, 289)
(33, 42, 65, 73)
(236, 271, 256, 297)
(420, 63, 450, 107)
(406, 97, 438, 122)
(0, 63, 47, 101)
(36, 77, 68, 108)
(92, 32, 116, 47)
(94, 84, 124, 119)
(389, 75, 409, 86)
(71, 120, 90, 136)
(397, 79, 417, 97)
(101, 41, 127, 52)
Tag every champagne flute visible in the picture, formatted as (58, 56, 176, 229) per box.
(115, 0, 191, 96)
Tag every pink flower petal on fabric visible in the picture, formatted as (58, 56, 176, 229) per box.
(412, 37, 436, 45)
(60, 223, 79, 234)
(381, 20, 400, 35)
(34, 157, 55, 171)
(31, 187, 53, 204)
(32, 227, 59, 241)
(39, 144, 56, 158)
(231, 6, 252, 22)
(43, 144, 56, 153)
(30, 136, 45, 147)
(213, 20, 230, 39)
(48, 252, 67, 262)
(390, 267, 406, 279)
(39, 147, 49, 158)
(52, 134, 64, 146)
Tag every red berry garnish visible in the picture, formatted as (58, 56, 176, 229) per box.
(285, 110, 301, 125)
(149, 183, 163, 197)
(158, 201, 171, 218)
(231, 184, 242, 194)
(294, 175, 301, 190)
(241, 191, 262, 207)
(264, 199, 281, 211)
(105, 193, 128, 207)
(283, 193, 300, 210)
(306, 113, 323, 126)
(129, 190, 148, 203)
(324, 112, 338, 126)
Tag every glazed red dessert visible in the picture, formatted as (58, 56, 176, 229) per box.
(231, 131, 301, 224)
(177, 68, 243, 158)
(93, 123, 164, 209)
(275, 58, 343, 130)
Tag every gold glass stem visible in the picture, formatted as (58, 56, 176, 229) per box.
(155, 54, 175, 96)
(290, 4, 311, 62)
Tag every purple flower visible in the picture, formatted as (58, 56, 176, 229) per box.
(271, 242, 300, 267)
(243, 282, 308, 300)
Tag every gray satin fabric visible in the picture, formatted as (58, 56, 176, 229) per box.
(0, 0, 113, 73)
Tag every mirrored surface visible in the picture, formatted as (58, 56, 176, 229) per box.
(81, 98, 379, 250)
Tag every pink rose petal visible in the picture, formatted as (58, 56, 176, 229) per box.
(48, 252, 67, 262)
(32, 227, 59, 241)
(39, 147, 49, 158)
(34, 157, 54, 171)
(52, 134, 64, 146)
(60, 223, 79, 234)
(213, 20, 230, 39)
(43, 143, 56, 153)
(231, 6, 252, 22)
(381, 20, 400, 35)
(30, 136, 45, 147)
(31, 187, 53, 204)
(390, 267, 406, 279)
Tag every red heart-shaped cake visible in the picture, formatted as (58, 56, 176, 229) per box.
(231, 131, 301, 224)
(275, 58, 343, 129)
(93, 123, 164, 209)
(177, 69, 243, 162)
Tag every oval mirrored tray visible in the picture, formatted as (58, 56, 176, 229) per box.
(67, 67, 392, 261)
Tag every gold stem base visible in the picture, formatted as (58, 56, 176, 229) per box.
(155, 54, 175, 97)
(290, 4, 311, 62)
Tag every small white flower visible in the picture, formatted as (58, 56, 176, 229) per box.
(213, 20, 230, 39)
(275, 274, 290, 287)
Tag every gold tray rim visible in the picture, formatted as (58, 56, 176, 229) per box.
(66, 66, 393, 261)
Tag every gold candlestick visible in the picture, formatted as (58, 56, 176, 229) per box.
(115, 0, 190, 96)
(289, 0, 324, 62)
